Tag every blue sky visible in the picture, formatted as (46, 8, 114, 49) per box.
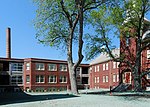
(0, 0, 68, 61)
(0, 0, 149, 63)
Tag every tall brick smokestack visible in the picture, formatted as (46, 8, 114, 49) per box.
(6, 27, 11, 58)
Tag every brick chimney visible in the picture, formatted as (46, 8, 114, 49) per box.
(6, 27, 11, 58)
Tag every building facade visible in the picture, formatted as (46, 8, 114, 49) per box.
(89, 49, 120, 89)
(119, 18, 150, 90)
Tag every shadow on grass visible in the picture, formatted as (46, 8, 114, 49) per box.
(0, 92, 78, 105)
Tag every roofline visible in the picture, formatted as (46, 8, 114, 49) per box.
(0, 57, 24, 62)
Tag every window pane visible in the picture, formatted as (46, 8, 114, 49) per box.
(48, 64, 57, 71)
(59, 64, 67, 71)
(36, 63, 44, 70)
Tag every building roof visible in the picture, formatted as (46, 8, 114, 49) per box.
(0, 57, 24, 62)
(90, 48, 120, 65)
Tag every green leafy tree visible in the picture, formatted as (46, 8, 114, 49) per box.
(33, 0, 110, 94)
(85, 0, 150, 91)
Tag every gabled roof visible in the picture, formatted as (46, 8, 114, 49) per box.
(90, 48, 120, 65)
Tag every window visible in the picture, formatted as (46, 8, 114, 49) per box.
(48, 64, 57, 71)
(147, 50, 150, 59)
(11, 75, 23, 84)
(147, 73, 150, 79)
(26, 63, 30, 70)
(97, 65, 99, 72)
(59, 64, 67, 71)
(117, 62, 120, 68)
(117, 74, 119, 82)
(97, 77, 99, 83)
(103, 76, 105, 83)
(113, 74, 116, 82)
(105, 76, 108, 82)
(106, 63, 109, 70)
(94, 77, 97, 83)
(26, 75, 30, 83)
(59, 76, 67, 83)
(11, 63, 23, 72)
(36, 63, 45, 70)
(48, 75, 57, 83)
(103, 64, 105, 71)
(95, 66, 96, 72)
(113, 62, 116, 69)
(76, 67, 81, 76)
(36, 75, 45, 83)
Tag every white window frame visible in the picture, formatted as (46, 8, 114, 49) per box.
(103, 64, 105, 71)
(36, 63, 45, 70)
(105, 76, 108, 82)
(26, 63, 30, 70)
(94, 77, 97, 83)
(113, 62, 116, 69)
(48, 75, 57, 83)
(95, 66, 96, 72)
(59, 75, 67, 83)
(113, 74, 116, 82)
(106, 63, 108, 70)
(117, 62, 120, 68)
(97, 65, 99, 72)
(48, 64, 57, 71)
(147, 50, 150, 59)
(103, 76, 105, 83)
(97, 77, 99, 83)
(59, 64, 67, 71)
(26, 75, 30, 83)
(36, 75, 45, 83)
(117, 74, 119, 82)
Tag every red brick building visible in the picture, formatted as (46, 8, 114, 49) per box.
(119, 18, 150, 91)
(23, 58, 89, 92)
(89, 49, 120, 89)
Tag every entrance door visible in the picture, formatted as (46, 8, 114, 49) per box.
(123, 72, 131, 84)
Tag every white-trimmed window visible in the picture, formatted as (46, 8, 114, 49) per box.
(11, 63, 23, 72)
(36, 75, 45, 83)
(59, 76, 67, 83)
(48, 75, 57, 83)
(97, 65, 99, 72)
(147, 73, 150, 79)
(97, 77, 99, 83)
(48, 64, 57, 71)
(26, 63, 30, 70)
(113, 74, 116, 82)
(103, 76, 105, 83)
(95, 66, 96, 72)
(147, 50, 150, 59)
(113, 62, 116, 69)
(117, 62, 120, 68)
(36, 63, 45, 70)
(26, 75, 30, 83)
(103, 64, 105, 71)
(106, 63, 109, 70)
(59, 64, 67, 71)
(117, 74, 119, 82)
(94, 77, 97, 83)
(105, 76, 108, 82)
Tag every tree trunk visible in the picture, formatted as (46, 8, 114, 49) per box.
(68, 63, 78, 94)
